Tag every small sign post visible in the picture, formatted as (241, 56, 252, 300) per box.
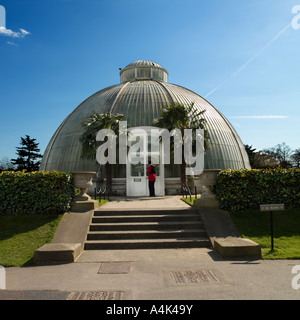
(260, 204, 285, 251)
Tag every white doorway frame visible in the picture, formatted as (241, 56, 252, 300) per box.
(126, 126, 165, 197)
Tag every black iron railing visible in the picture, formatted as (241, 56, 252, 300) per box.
(179, 185, 198, 201)
(94, 184, 111, 201)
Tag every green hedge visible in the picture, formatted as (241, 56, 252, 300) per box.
(215, 168, 300, 212)
(0, 171, 76, 215)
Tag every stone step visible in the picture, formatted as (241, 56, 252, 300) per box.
(87, 229, 207, 240)
(84, 238, 211, 250)
(84, 207, 211, 250)
(93, 209, 197, 216)
(89, 221, 204, 231)
(91, 214, 201, 224)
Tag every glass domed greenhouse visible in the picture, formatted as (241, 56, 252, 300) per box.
(40, 60, 250, 196)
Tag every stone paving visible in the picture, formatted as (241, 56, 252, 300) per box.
(1, 196, 300, 300)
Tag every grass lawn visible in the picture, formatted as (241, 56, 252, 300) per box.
(94, 198, 109, 206)
(181, 196, 199, 206)
(229, 208, 300, 259)
(0, 214, 63, 267)
(181, 197, 300, 259)
(0, 199, 109, 267)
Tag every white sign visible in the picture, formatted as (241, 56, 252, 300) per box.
(260, 204, 285, 212)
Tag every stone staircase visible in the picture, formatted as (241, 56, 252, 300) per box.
(84, 208, 211, 250)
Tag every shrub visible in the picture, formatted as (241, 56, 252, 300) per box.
(215, 168, 300, 212)
(0, 171, 76, 215)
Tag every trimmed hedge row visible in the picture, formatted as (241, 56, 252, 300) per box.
(215, 168, 300, 212)
(0, 171, 76, 215)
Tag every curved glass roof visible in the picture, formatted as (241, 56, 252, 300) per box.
(40, 61, 250, 173)
(123, 60, 164, 68)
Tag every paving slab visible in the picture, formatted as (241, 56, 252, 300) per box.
(3, 248, 300, 300)
(100, 196, 190, 209)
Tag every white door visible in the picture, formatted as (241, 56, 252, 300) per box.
(126, 127, 165, 197)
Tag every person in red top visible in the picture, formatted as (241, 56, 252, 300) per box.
(147, 160, 156, 197)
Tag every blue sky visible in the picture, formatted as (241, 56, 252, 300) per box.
(0, 0, 299, 160)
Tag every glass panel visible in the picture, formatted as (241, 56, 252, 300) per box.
(152, 69, 166, 82)
(121, 68, 135, 83)
(128, 130, 146, 152)
(148, 153, 159, 164)
(148, 135, 159, 153)
(131, 163, 144, 177)
(112, 164, 126, 178)
(165, 163, 180, 178)
(137, 68, 151, 79)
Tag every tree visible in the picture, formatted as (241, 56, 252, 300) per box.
(252, 151, 278, 169)
(244, 144, 256, 168)
(11, 135, 43, 172)
(153, 102, 208, 188)
(291, 149, 300, 168)
(80, 112, 125, 190)
(263, 142, 293, 168)
(0, 156, 15, 172)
